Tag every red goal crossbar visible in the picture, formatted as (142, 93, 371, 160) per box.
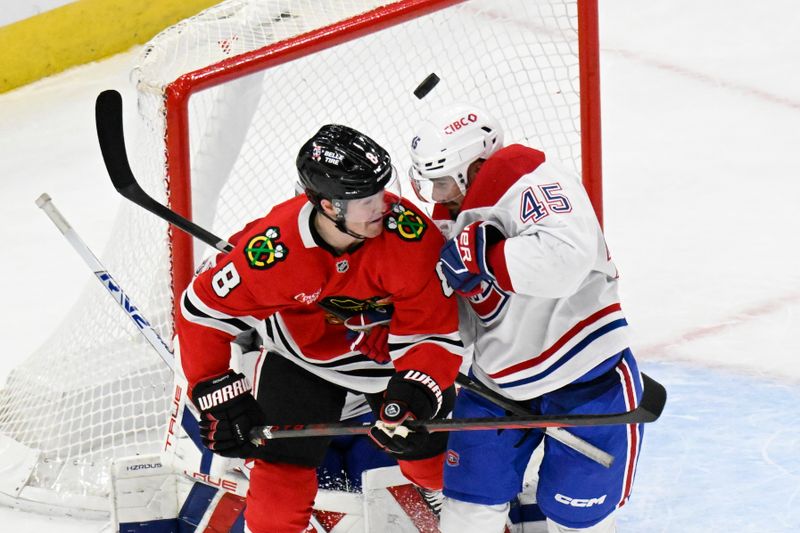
(161, 0, 602, 324)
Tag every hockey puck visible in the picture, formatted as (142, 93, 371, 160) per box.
(413, 73, 440, 99)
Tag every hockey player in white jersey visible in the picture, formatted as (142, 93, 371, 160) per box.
(408, 104, 645, 532)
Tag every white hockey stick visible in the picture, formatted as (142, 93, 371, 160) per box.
(35, 193, 175, 371)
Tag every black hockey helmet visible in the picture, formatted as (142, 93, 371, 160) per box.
(296, 124, 394, 204)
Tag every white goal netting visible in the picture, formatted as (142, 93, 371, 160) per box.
(0, 0, 593, 515)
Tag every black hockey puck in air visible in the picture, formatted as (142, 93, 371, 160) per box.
(413, 73, 440, 99)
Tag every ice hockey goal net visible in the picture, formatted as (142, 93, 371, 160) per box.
(0, 0, 601, 516)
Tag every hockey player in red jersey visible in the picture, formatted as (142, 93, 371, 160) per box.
(177, 124, 463, 533)
(408, 105, 645, 533)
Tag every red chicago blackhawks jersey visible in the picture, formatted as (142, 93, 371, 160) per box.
(177, 194, 464, 394)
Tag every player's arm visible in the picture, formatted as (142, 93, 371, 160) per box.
(176, 253, 271, 458)
(370, 231, 464, 454)
(369, 296, 463, 455)
(441, 166, 599, 299)
(487, 171, 599, 297)
(387, 224, 464, 392)
(177, 259, 265, 385)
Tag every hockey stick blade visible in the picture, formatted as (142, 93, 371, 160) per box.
(251, 373, 667, 440)
(95, 89, 233, 253)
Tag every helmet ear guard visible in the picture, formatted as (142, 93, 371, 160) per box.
(408, 104, 504, 203)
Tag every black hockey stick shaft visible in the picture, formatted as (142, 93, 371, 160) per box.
(252, 373, 666, 439)
(455, 373, 614, 467)
(95, 89, 233, 254)
(455, 373, 530, 415)
(321, 300, 612, 464)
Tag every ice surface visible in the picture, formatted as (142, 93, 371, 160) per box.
(0, 1, 798, 530)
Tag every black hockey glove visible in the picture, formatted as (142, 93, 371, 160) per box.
(369, 370, 443, 455)
(191, 370, 266, 458)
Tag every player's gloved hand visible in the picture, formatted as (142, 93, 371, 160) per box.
(369, 370, 443, 455)
(191, 370, 266, 458)
(344, 306, 393, 364)
(438, 221, 505, 296)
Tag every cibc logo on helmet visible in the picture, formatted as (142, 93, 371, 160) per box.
(443, 113, 478, 135)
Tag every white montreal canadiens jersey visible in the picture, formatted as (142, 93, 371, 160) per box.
(438, 144, 630, 401)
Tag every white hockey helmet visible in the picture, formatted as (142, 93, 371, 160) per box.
(408, 103, 503, 204)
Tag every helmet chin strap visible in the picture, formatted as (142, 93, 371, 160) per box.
(318, 209, 370, 240)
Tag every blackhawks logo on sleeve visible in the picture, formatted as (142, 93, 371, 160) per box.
(244, 227, 288, 269)
(385, 203, 426, 241)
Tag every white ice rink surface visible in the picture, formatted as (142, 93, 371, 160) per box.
(1, 1, 798, 531)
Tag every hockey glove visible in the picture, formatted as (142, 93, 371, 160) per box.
(344, 306, 393, 364)
(191, 370, 266, 458)
(369, 370, 443, 455)
(439, 221, 505, 297)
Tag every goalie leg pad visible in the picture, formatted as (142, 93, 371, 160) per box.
(244, 460, 316, 533)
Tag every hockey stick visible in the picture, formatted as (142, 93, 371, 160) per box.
(95, 89, 234, 254)
(36, 193, 175, 372)
(321, 307, 613, 467)
(454, 374, 614, 467)
(94, 88, 618, 466)
(253, 372, 666, 439)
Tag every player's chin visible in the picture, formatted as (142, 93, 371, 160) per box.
(359, 219, 384, 238)
(443, 200, 462, 217)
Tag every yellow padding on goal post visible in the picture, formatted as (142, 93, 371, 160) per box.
(0, 0, 219, 94)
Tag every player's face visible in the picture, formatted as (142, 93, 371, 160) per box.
(430, 176, 465, 218)
(430, 177, 463, 204)
(341, 190, 387, 238)
(323, 169, 401, 239)
(437, 160, 484, 217)
(410, 173, 464, 207)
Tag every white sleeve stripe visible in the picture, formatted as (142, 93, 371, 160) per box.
(180, 297, 242, 336)
(388, 331, 466, 359)
(186, 284, 262, 326)
(388, 331, 462, 344)
(181, 284, 262, 335)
